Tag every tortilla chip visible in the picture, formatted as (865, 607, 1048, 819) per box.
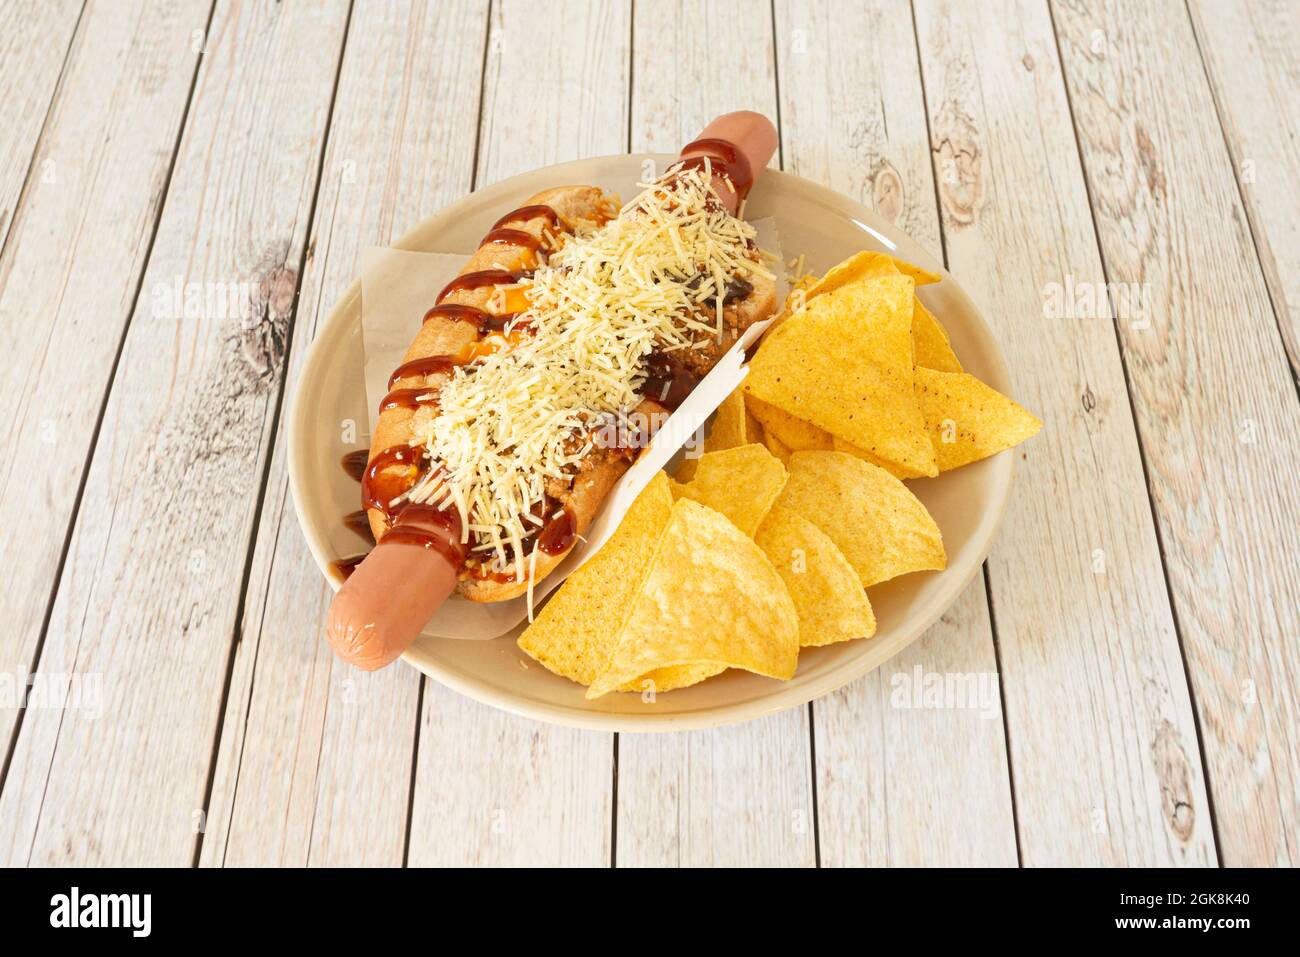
(803, 253, 956, 372)
(704, 387, 752, 449)
(915, 367, 1042, 471)
(587, 499, 799, 698)
(804, 251, 939, 301)
(912, 299, 962, 373)
(517, 473, 673, 685)
(777, 451, 945, 587)
(676, 387, 759, 482)
(831, 436, 927, 480)
(745, 276, 937, 477)
(670, 444, 787, 537)
(764, 430, 791, 464)
(745, 394, 835, 451)
(770, 273, 822, 332)
(755, 505, 876, 647)
(616, 663, 726, 694)
(799, 252, 958, 374)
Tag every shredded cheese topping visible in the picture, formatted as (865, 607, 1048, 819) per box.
(404, 164, 772, 577)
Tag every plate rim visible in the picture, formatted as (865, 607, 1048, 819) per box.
(289, 154, 1015, 732)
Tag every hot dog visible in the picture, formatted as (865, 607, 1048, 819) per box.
(328, 112, 779, 671)
(364, 185, 618, 595)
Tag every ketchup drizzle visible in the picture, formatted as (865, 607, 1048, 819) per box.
(537, 508, 576, 556)
(331, 554, 366, 580)
(482, 312, 527, 334)
(482, 227, 541, 251)
(343, 508, 374, 540)
(640, 350, 701, 411)
(421, 303, 488, 327)
(421, 303, 525, 335)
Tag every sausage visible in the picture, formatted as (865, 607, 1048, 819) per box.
(326, 112, 779, 670)
(680, 110, 778, 215)
(327, 517, 461, 671)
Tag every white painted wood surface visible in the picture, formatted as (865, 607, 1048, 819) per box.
(0, 0, 1296, 867)
(1188, 0, 1300, 379)
(776, 0, 1017, 867)
(912, 0, 1214, 866)
(201, 0, 491, 868)
(1052, 0, 1300, 867)
(0, 0, 81, 253)
(0, 0, 212, 862)
(0, 0, 350, 866)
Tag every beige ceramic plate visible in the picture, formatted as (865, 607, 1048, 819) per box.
(289, 154, 1014, 732)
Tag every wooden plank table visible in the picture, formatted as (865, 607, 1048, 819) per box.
(0, 0, 1294, 867)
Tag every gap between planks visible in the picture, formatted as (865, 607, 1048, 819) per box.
(193, 0, 358, 869)
(0, 0, 218, 834)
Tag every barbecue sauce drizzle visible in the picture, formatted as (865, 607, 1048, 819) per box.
(435, 268, 533, 304)
(675, 137, 756, 201)
(335, 203, 573, 579)
(378, 503, 468, 569)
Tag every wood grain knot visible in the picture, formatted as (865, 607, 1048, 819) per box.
(262, 265, 299, 321)
(1134, 124, 1166, 200)
(1153, 720, 1196, 842)
(872, 161, 904, 224)
(933, 100, 982, 228)
(233, 265, 297, 385)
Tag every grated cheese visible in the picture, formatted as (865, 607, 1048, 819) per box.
(406, 163, 772, 573)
